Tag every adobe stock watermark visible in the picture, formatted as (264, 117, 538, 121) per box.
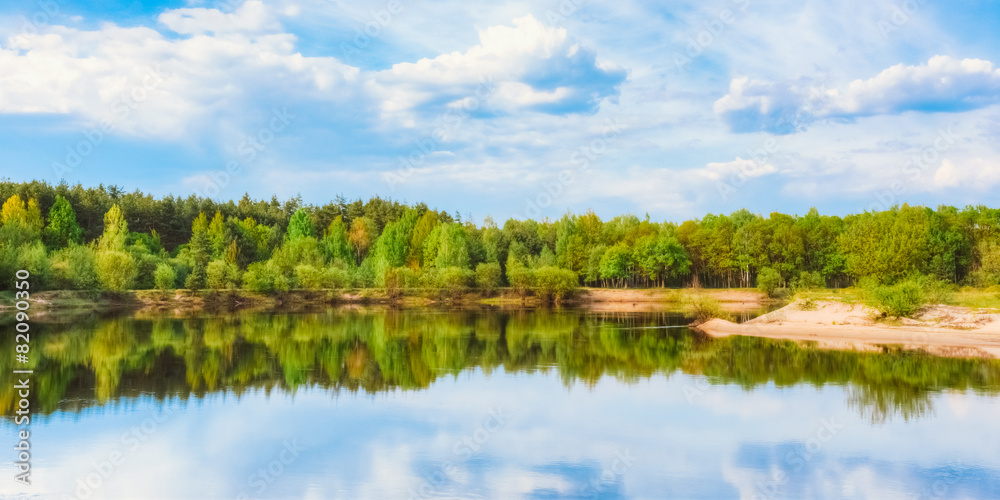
(866, 126, 957, 212)
(519, 117, 625, 220)
(198, 107, 295, 198)
(382, 75, 497, 190)
(878, 0, 929, 39)
(579, 448, 637, 498)
(12, 0, 63, 46)
(339, 0, 406, 58)
(235, 440, 306, 500)
(751, 415, 846, 500)
(541, 0, 587, 27)
(62, 409, 173, 500)
(51, 65, 166, 182)
(674, 0, 751, 73)
(409, 406, 508, 499)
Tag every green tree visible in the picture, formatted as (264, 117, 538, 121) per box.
(44, 195, 83, 249)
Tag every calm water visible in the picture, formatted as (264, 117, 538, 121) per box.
(3, 308, 1000, 499)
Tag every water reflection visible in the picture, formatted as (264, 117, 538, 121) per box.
(3, 308, 999, 423)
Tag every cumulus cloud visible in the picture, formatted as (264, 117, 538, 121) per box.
(715, 56, 1000, 134)
(0, 7, 623, 142)
(0, 5, 361, 139)
(372, 14, 625, 120)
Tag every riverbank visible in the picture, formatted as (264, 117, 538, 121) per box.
(694, 300, 1000, 359)
(8, 287, 772, 314)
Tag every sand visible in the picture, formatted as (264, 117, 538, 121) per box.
(693, 300, 1000, 358)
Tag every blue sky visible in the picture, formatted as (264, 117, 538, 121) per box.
(2, 0, 1000, 222)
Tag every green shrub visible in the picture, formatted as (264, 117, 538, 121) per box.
(533, 266, 578, 302)
(434, 266, 473, 298)
(862, 279, 926, 318)
(96, 250, 137, 292)
(154, 263, 177, 291)
(206, 259, 240, 290)
(686, 294, 727, 323)
(51, 244, 99, 290)
(294, 264, 325, 290)
(475, 262, 503, 293)
(324, 265, 352, 289)
(756, 267, 781, 297)
(16, 241, 52, 290)
(506, 264, 532, 295)
(128, 245, 161, 290)
(243, 261, 288, 293)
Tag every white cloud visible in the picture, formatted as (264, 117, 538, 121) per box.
(158, 0, 282, 36)
(715, 56, 1000, 134)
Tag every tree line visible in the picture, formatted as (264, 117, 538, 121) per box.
(1, 180, 999, 295)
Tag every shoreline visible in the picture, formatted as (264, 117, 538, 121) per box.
(12, 287, 772, 314)
(694, 300, 1000, 359)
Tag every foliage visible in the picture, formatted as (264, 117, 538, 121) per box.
(206, 259, 240, 290)
(475, 262, 503, 293)
(862, 278, 927, 318)
(96, 250, 137, 292)
(533, 266, 578, 302)
(686, 294, 727, 323)
(44, 195, 83, 248)
(154, 263, 177, 291)
(756, 267, 782, 297)
(51, 244, 98, 290)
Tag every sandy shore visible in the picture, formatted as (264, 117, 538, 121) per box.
(694, 300, 1000, 358)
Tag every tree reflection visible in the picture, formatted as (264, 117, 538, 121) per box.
(2, 309, 998, 423)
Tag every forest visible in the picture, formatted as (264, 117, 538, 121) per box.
(1, 179, 998, 296)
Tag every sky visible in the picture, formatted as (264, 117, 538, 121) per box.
(11, 371, 1000, 499)
(1, 0, 1000, 223)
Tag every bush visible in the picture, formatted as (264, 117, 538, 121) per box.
(128, 245, 161, 290)
(294, 264, 325, 290)
(16, 241, 52, 290)
(96, 250, 137, 292)
(51, 244, 99, 290)
(475, 262, 503, 293)
(756, 267, 781, 297)
(533, 266, 578, 302)
(435, 266, 473, 297)
(206, 260, 240, 290)
(686, 294, 727, 323)
(862, 279, 926, 318)
(154, 263, 177, 291)
(243, 261, 288, 293)
(506, 264, 532, 295)
(324, 265, 352, 289)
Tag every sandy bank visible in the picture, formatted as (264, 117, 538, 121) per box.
(693, 300, 1000, 358)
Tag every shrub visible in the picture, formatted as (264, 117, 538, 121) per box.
(435, 266, 473, 298)
(686, 294, 727, 323)
(154, 263, 177, 291)
(294, 264, 325, 290)
(96, 250, 137, 292)
(243, 261, 288, 293)
(324, 265, 352, 289)
(862, 279, 926, 318)
(533, 266, 578, 302)
(475, 262, 503, 293)
(16, 241, 52, 290)
(506, 264, 532, 295)
(206, 259, 240, 290)
(51, 244, 99, 290)
(756, 267, 781, 297)
(128, 245, 161, 290)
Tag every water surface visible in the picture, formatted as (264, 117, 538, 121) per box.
(2, 308, 1000, 499)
